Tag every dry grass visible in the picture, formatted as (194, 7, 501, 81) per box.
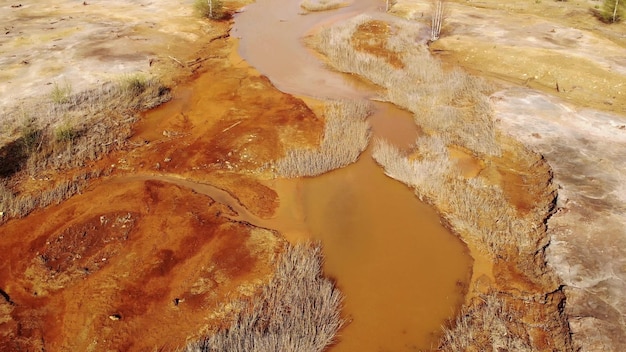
(0, 76, 170, 222)
(182, 242, 343, 352)
(0, 170, 106, 224)
(439, 292, 533, 352)
(272, 100, 372, 177)
(300, 0, 346, 13)
(373, 137, 551, 261)
(312, 15, 501, 156)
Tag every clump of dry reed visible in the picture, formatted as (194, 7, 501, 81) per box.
(300, 0, 346, 13)
(273, 100, 372, 177)
(0, 170, 106, 224)
(373, 137, 550, 261)
(312, 15, 501, 157)
(439, 292, 533, 351)
(183, 242, 343, 352)
(0, 76, 170, 221)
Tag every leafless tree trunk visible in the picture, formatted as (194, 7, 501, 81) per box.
(613, 0, 620, 23)
(431, 0, 444, 41)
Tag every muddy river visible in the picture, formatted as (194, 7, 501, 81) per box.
(232, 0, 473, 350)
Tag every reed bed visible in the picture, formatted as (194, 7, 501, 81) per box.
(312, 14, 501, 157)
(439, 292, 533, 352)
(373, 137, 550, 261)
(273, 100, 372, 177)
(183, 242, 343, 352)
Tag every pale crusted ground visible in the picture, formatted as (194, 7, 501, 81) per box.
(0, 0, 202, 112)
(493, 89, 626, 351)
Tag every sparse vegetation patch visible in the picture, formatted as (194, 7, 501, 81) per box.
(0, 76, 170, 222)
(313, 14, 571, 351)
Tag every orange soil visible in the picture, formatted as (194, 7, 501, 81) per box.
(0, 17, 325, 351)
(351, 20, 404, 69)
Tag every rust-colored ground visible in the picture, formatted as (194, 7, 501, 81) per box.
(0, 14, 324, 352)
(351, 20, 404, 69)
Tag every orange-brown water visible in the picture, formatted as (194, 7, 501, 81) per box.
(234, 1, 474, 350)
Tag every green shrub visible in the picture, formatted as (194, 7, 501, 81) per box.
(120, 74, 147, 95)
(19, 117, 41, 154)
(54, 122, 79, 143)
(50, 81, 72, 104)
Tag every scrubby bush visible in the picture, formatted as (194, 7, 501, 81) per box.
(300, 0, 345, 13)
(50, 81, 72, 104)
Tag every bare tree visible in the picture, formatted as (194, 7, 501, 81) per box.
(431, 0, 444, 41)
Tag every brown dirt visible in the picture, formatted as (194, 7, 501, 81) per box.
(0, 3, 326, 351)
(351, 20, 405, 69)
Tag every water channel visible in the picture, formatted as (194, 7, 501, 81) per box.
(232, 0, 473, 350)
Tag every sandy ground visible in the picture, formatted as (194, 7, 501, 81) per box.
(392, 0, 626, 349)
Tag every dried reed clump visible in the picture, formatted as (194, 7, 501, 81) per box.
(312, 15, 501, 156)
(439, 292, 533, 352)
(300, 0, 346, 12)
(183, 242, 343, 352)
(372, 137, 548, 261)
(273, 100, 372, 177)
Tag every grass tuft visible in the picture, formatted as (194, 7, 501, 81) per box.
(194, 0, 228, 20)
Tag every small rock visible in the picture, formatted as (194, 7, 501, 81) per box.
(109, 314, 121, 321)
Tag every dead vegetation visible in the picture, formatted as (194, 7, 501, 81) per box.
(300, 0, 346, 13)
(272, 100, 372, 177)
(0, 77, 170, 222)
(182, 242, 343, 352)
(313, 15, 571, 351)
(312, 14, 501, 156)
